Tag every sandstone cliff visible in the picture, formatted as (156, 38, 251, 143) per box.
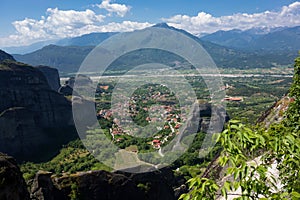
(0, 58, 77, 161)
(36, 65, 61, 91)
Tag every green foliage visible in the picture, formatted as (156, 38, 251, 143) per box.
(179, 177, 219, 200)
(137, 183, 151, 193)
(286, 53, 300, 128)
(181, 55, 300, 200)
(21, 139, 111, 181)
(69, 182, 80, 200)
(289, 54, 300, 99)
(181, 120, 300, 199)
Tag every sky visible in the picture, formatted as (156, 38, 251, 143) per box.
(0, 0, 300, 47)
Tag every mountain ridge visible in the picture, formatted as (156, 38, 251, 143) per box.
(10, 24, 299, 73)
(201, 26, 300, 51)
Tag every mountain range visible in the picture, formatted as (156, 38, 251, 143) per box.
(7, 24, 300, 74)
(2, 32, 118, 55)
(201, 26, 300, 51)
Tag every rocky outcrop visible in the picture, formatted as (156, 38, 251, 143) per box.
(198, 103, 230, 133)
(30, 171, 63, 200)
(185, 103, 229, 135)
(0, 60, 77, 161)
(0, 152, 183, 200)
(36, 65, 61, 91)
(58, 74, 93, 96)
(58, 85, 73, 96)
(0, 153, 30, 200)
(257, 96, 292, 128)
(30, 168, 179, 200)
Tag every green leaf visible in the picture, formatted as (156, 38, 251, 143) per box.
(291, 191, 300, 199)
(221, 187, 227, 198)
(224, 181, 231, 191)
(230, 120, 240, 124)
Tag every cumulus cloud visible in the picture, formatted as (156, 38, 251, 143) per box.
(163, 1, 300, 35)
(0, 7, 151, 47)
(2, 2, 300, 47)
(0, 8, 106, 46)
(97, 0, 131, 17)
(83, 21, 153, 32)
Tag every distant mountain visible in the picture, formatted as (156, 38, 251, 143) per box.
(56, 32, 117, 46)
(2, 32, 116, 54)
(13, 24, 298, 74)
(13, 45, 93, 74)
(200, 29, 260, 50)
(0, 49, 15, 62)
(201, 26, 300, 51)
(2, 40, 58, 55)
(251, 26, 300, 51)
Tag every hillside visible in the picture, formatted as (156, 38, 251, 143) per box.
(0, 49, 15, 62)
(13, 45, 94, 74)
(252, 26, 300, 51)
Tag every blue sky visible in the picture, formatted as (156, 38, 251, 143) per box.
(1, 0, 300, 47)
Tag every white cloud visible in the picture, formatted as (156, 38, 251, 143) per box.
(97, 0, 131, 17)
(0, 8, 106, 46)
(2, 2, 300, 47)
(82, 21, 153, 32)
(163, 1, 300, 35)
(0, 7, 151, 47)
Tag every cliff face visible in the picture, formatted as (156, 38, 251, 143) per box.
(0, 60, 76, 161)
(36, 65, 61, 91)
(185, 103, 229, 135)
(0, 153, 30, 200)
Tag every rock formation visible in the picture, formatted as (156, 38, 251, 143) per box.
(30, 171, 63, 200)
(29, 168, 180, 200)
(58, 74, 93, 96)
(0, 153, 30, 200)
(185, 103, 229, 135)
(257, 95, 292, 128)
(0, 151, 182, 200)
(58, 85, 73, 96)
(36, 65, 61, 91)
(0, 58, 77, 162)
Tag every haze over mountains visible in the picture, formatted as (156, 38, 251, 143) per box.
(8, 24, 300, 74)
